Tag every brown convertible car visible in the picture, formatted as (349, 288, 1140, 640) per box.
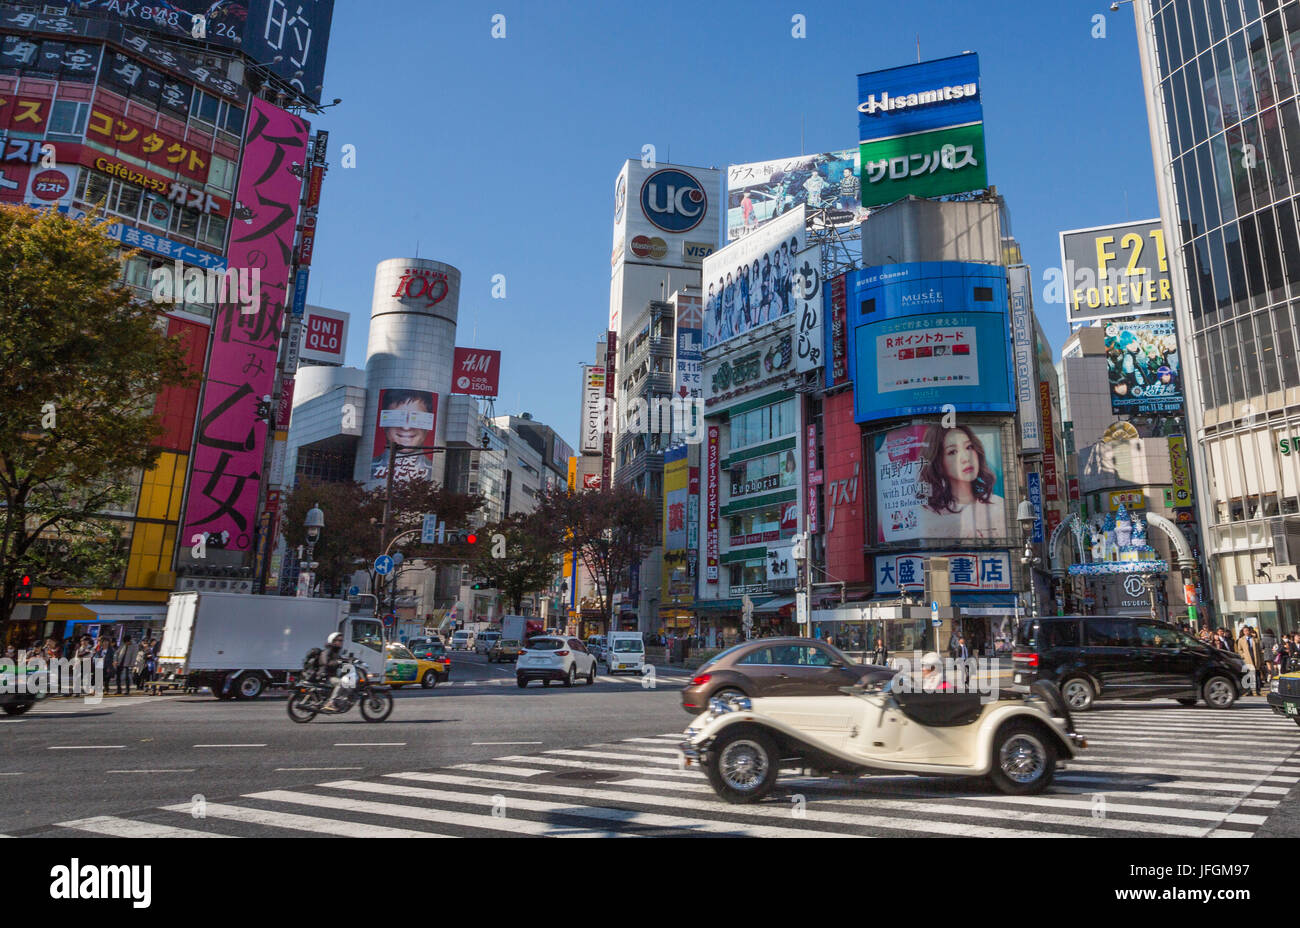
(680, 637, 894, 715)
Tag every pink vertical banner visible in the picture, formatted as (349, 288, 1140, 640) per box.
(182, 97, 309, 551)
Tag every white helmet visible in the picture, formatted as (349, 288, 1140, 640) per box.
(327, 633, 343, 647)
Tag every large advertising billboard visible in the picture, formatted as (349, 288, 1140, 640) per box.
(1105, 318, 1182, 415)
(725, 151, 868, 242)
(370, 389, 438, 481)
(702, 207, 805, 350)
(70, 0, 336, 104)
(874, 422, 1008, 544)
(451, 347, 502, 398)
(299, 305, 348, 365)
(857, 53, 987, 208)
(182, 98, 307, 553)
(1059, 219, 1172, 323)
(793, 245, 824, 373)
(845, 262, 1013, 423)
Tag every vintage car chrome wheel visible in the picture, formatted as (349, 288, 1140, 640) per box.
(705, 729, 780, 804)
(989, 721, 1057, 795)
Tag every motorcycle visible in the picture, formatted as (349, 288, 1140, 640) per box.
(286, 659, 394, 723)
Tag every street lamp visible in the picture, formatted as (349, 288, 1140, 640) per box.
(298, 503, 324, 597)
(1017, 499, 1040, 619)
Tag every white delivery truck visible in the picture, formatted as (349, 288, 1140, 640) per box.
(158, 592, 387, 700)
(604, 630, 646, 675)
(500, 615, 544, 647)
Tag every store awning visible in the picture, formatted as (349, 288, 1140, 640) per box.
(753, 595, 795, 613)
(953, 593, 1020, 616)
(78, 604, 166, 619)
(696, 597, 773, 612)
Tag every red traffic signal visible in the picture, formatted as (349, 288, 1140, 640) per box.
(17, 575, 32, 600)
(466, 534, 477, 545)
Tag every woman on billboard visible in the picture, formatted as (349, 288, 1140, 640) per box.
(917, 424, 1006, 539)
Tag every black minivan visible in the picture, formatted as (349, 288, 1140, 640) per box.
(1012, 615, 1245, 710)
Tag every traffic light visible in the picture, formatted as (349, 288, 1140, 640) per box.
(17, 575, 32, 600)
(443, 530, 478, 545)
(471, 580, 485, 590)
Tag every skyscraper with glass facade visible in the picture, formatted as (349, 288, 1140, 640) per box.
(1135, 0, 1300, 632)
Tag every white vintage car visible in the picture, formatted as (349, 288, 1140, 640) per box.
(679, 679, 1085, 803)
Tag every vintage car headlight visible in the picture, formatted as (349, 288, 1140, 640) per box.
(1271, 679, 1281, 694)
(707, 696, 735, 715)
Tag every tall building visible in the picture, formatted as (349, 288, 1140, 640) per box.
(1134, 0, 1300, 632)
(1, 0, 335, 646)
(607, 160, 719, 631)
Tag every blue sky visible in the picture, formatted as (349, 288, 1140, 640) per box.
(306, 0, 1158, 449)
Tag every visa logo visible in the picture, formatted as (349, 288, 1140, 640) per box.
(683, 242, 715, 260)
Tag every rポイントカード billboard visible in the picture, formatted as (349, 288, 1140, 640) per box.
(843, 262, 1014, 423)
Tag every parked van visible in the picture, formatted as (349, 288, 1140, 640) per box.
(1012, 615, 1244, 710)
(450, 630, 475, 651)
(604, 631, 645, 675)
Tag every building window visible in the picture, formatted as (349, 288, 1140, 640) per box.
(728, 398, 796, 452)
(728, 559, 766, 593)
(208, 154, 237, 192)
(47, 99, 88, 136)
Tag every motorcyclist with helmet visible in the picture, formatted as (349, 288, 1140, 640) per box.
(318, 632, 352, 709)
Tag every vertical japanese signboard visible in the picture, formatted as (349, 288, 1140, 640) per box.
(1039, 381, 1058, 501)
(706, 425, 720, 582)
(1008, 265, 1041, 452)
(1169, 435, 1194, 506)
(182, 98, 308, 552)
(806, 423, 821, 534)
(793, 245, 823, 374)
(1027, 472, 1044, 543)
(827, 272, 849, 388)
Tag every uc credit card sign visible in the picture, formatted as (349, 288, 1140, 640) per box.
(857, 53, 987, 207)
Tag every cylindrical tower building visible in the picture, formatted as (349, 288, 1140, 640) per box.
(356, 258, 462, 487)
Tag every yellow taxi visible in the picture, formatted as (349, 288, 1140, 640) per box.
(384, 641, 449, 689)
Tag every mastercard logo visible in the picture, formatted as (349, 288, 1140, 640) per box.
(630, 235, 667, 259)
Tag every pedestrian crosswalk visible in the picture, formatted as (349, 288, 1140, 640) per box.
(43, 702, 1300, 838)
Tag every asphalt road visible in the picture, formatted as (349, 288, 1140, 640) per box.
(0, 651, 691, 836)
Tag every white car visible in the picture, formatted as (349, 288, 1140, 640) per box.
(680, 679, 1084, 803)
(516, 635, 597, 688)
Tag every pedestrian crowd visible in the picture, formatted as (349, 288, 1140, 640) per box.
(2, 634, 163, 695)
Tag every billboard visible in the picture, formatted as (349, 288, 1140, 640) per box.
(726, 150, 868, 241)
(451, 347, 502, 398)
(1169, 435, 1194, 507)
(857, 53, 987, 208)
(1007, 265, 1042, 452)
(580, 366, 605, 455)
(299, 305, 347, 364)
(793, 245, 824, 373)
(182, 98, 308, 552)
(1104, 318, 1182, 415)
(674, 293, 703, 404)
(370, 389, 438, 481)
(702, 207, 805, 351)
(70, 0, 336, 104)
(876, 551, 1012, 594)
(846, 262, 1013, 423)
(1059, 219, 1172, 323)
(611, 160, 720, 274)
(874, 422, 1008, 544)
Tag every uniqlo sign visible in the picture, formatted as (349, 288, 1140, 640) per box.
(451, 347, 502, 397)
(299, 307, 348, 364)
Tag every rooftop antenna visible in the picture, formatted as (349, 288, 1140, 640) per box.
(916, 34, 921, 62)
(415, 240, 420, 259)
(800, 114, 804, 156)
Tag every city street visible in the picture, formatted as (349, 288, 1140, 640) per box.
(2, 651, 1296, 838)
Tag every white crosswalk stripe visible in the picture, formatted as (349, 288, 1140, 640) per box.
(42, 703, 1298, 838)
(448, 673, 692, 688)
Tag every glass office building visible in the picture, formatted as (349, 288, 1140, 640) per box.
(1136, 0, 1300, 631)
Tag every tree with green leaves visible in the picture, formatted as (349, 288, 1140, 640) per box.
(536, 485, 658, 634)
(467, 510, 565, 614)
(0, 206, 189, 637)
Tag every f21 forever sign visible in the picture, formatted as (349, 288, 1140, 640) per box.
(1059, 219, 1172, 323)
